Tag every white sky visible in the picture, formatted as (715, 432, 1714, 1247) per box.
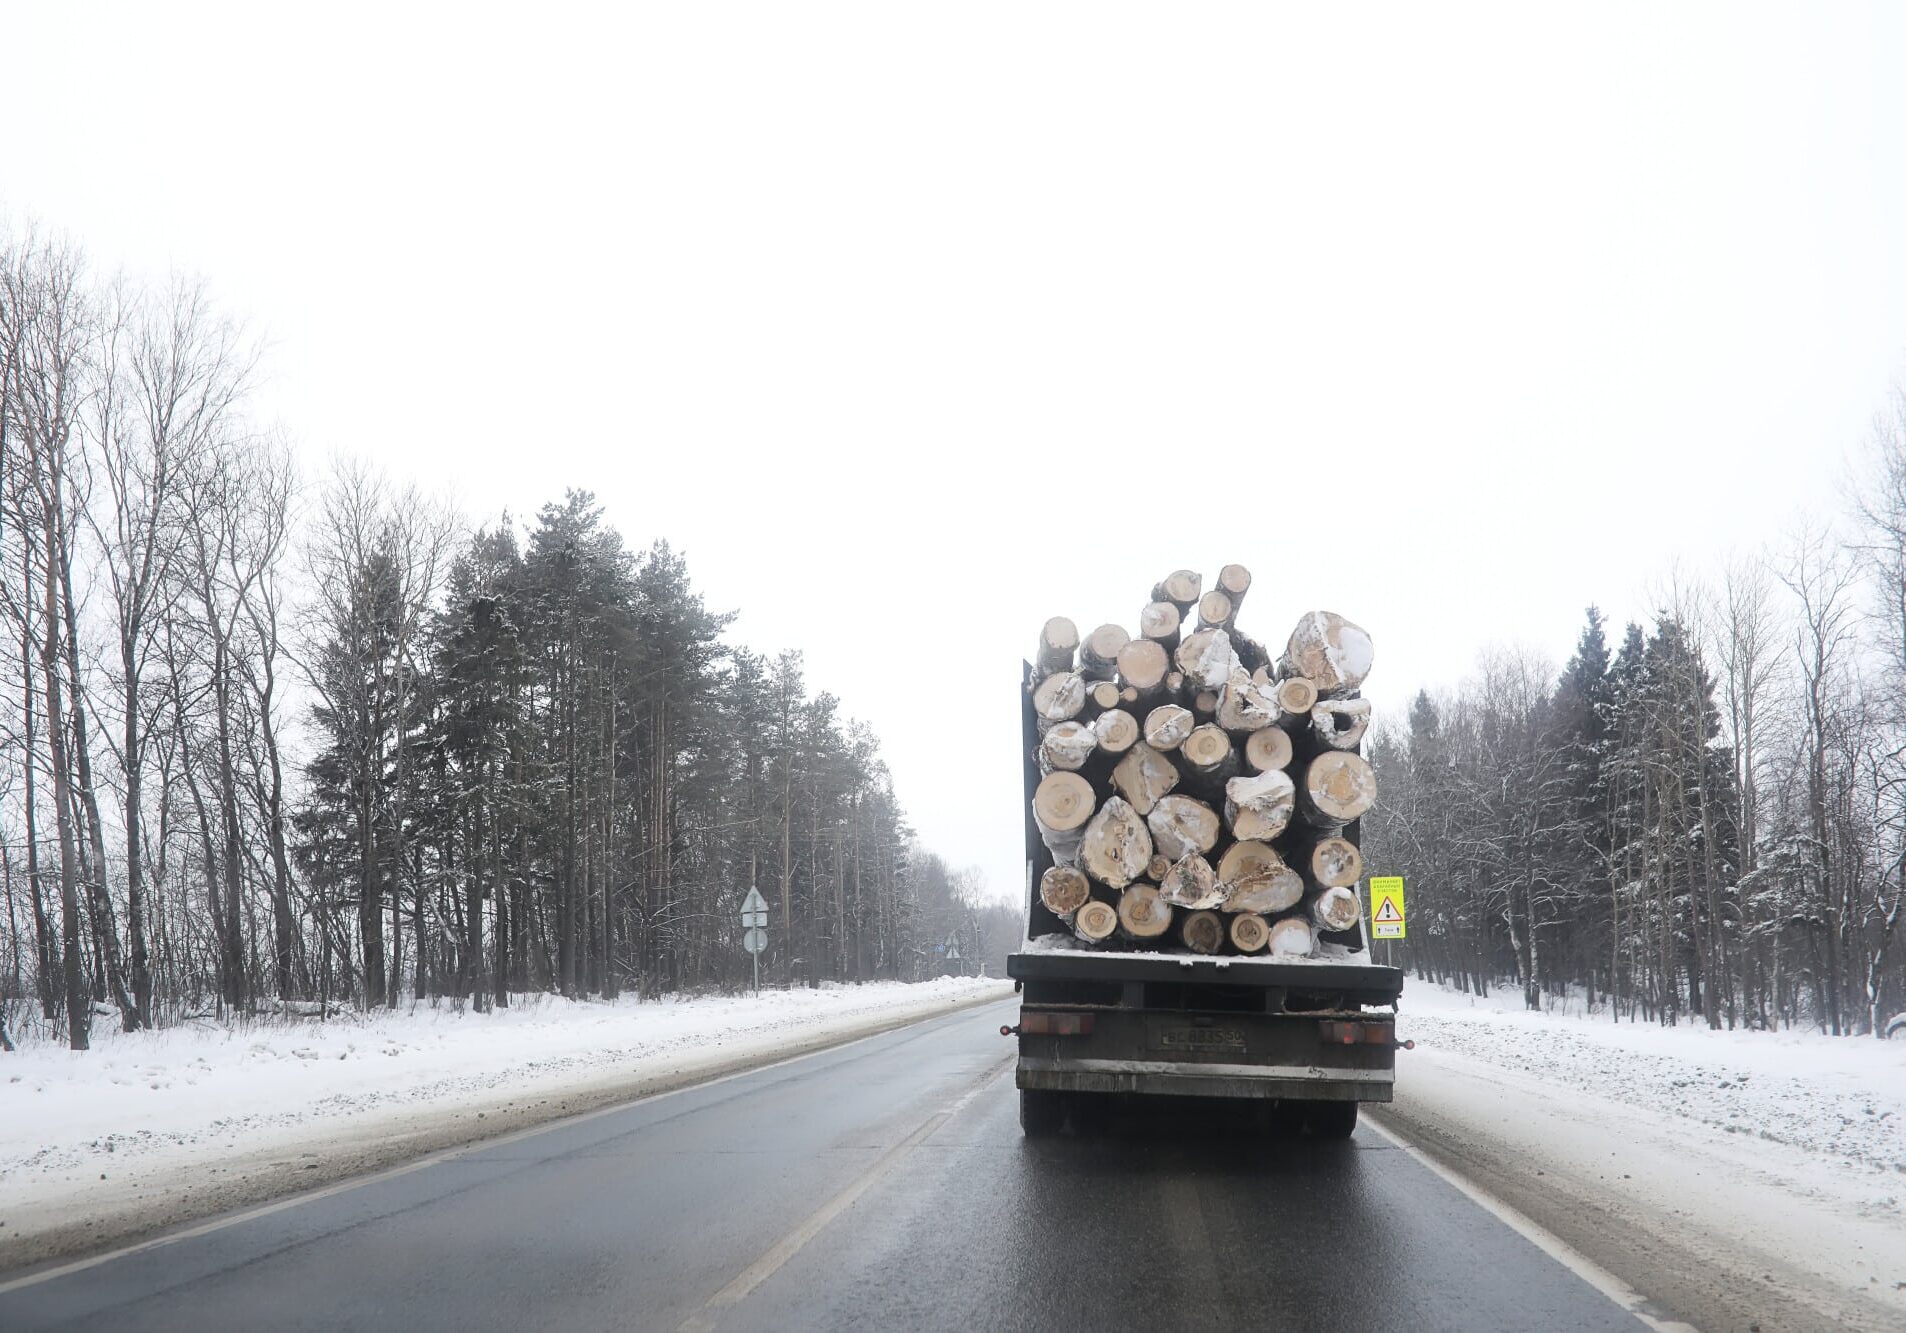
(8, 3, 1906, 905)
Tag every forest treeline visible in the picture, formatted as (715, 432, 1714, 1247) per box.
(1366, 402, 1906, 1034)
(0, 231, 996, 1051)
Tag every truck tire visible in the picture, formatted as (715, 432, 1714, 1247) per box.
(1020, 1089, 1067, 1137)
(1304, 1100, 1358, 1140)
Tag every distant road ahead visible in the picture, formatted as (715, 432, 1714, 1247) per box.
(2, 1000, 1650, 1331)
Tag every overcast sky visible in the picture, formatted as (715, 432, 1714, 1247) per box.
(8, 3, 1906, 904)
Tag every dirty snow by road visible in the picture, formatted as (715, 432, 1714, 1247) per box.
(0, 977, 1010, 1272)
(1383, 980, 1906, 1332)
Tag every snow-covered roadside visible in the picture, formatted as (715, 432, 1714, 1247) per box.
(1381, 981, 1906, 1332)
(0, 977, 1011, 1273)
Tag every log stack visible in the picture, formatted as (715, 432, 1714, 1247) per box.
(1028, 569, 1375, 958)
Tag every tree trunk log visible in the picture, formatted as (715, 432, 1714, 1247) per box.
(1216, 668, 1279, 733)
(1080, 623, 1131, 680)
(1073, 899, 1119, 943)
(1180, 909, 1225, 954)
(1142, 703, 1196, 752)
(1033, 671, 1087, 731)
(1160, 852, 1222, 909)
(1038, 720, 1097, 774)
(1039, 865, 1092, 917)
(1281, 611, 1374, 696)
(1297, 751, 1377, 829)
(1311, 885, 1362, 932)
(1224, 770, 1296, 841)
(1297, 834, 1364, 888)
(1148, 853, 1172, 882)
(1032, 771, 1096, 864)
(1139, 600, 1182, 652)
(1151, 569, 1202, 614)
(1244, 727, 1293, 774)
(1193, 689, 1219, 719)
(1176, 628, 1236, 690)
(1036, 616, 1078, 680)
(1274, 676, 1319, 723)
(1310, 698, 1371, 751)
(1116, 638, 1170, 703)
(1217, 563, 1251, 612)
(1229, 913, 1270, 953)
(1080, 796, 1153, 889)
(1111, 741, 1179, 815)
(1267, 916, 1314, 956)
(1092, 707, 1140, 757)
(1175, 724, 1237, 795)
(1117, 883, 1173, 940)
(1217, 841, 1304, 914)
(1196, 590, 1234, 633)
(1146, 794, 1221, 861)
(1082, 678, 1124, 717)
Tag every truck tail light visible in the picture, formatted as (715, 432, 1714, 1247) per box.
(1019, 1010, 1094, 1036)
(1320, 1021, 1400, 1045)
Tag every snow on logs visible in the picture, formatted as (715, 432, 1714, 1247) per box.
(1027, 576, 1378, 959)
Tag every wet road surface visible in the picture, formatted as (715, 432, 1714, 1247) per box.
(0, 999, 1649, 1331)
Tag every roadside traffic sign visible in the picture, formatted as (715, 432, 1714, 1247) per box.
(739, 889, 770, 992)
(743, 927, 767, 955)
(1370, 877, 1406, 940)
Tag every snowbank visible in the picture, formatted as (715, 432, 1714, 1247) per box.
(0, 977, 1010, 1272)
(1385, 980, 1906, 1331)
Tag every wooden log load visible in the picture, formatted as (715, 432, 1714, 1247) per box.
(1072, 899, 1119, 943)
(1159, 852, 1222, 910)
(1080, 623, 1131, 680)
(1032, 771, 1095, 865)
(1281, 611, 1374, 696)
(1112, 741, 1179, 815)
(1080, 796, 1153, 889)
(1038, 721, 1096, 774)
(1216, 841, 1304, 914)
(1036, 616, 1078, 680)
(1146, 794, 1222, 861)
(1039, 865, 1093, 917)
(1224, 770, 1296, 842)
(1297, 751, 1377, 829)
(1033, 671, 1087, 730)
(1117, 883, 1173, 940)
(1311, 885, 1362, 933)
(1180, 909, 1225, 954)
(1229, 912, 1270, 953)
(1142, 703, 1196, 752)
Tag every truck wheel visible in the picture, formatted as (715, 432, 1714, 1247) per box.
(1305, 1100, 1359, 1140)
(1020, 1089, 1067, 1137)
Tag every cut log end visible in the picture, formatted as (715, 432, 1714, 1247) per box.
(1176, 627, 1237, 690)
(1033, 771, 1096, 834)
(1111, 741, 1180, 816)
(1036, 616, 1079, 678)
(1180, 909, 1225, 954)
(1080, 796, 1154, 889)
(1093, 707, 1140, 756)
(1142, 703, 1196, 752)
(1311, 698, 1372, 751)
(1080, 623, 1132, 680)
(1283, 611, 1374, 696)
(1308, 836, 1364, 887)
(1139, 600, 1182, 645)
(1312, 885, 1362, 933)
(1152, 569, 1203, 613)
(1116, 638, 1170, 694)
(1196, 590, 1234, 631)
(1267, 916, 1315, 957)
(1217, 840, 1304, 914)
(1034, 671, 1088, 726)
(1244, 727, 1294, 774)
(1039, 721, 1096, 774)
(1160, 852, 1222, 910)
(1039, 866, 1092, 917)
(1301, 751, 1377, 826)
(1274, 676, 1319, 718)
(1224, 770, 1296, 842)
(1117, 883, 1173, 939)
(1217, 563, 1251, 598)
(1229, 913, 1270, 953)
(1073, 900, 1119, 943)
(1146, 794, 1222, 861)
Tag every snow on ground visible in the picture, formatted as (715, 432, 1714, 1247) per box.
(1386, 980, 1906, 1332)
(0, 976, 1009, 1271)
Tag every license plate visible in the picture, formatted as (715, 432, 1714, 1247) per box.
(1155, 1025, 1246, 1054)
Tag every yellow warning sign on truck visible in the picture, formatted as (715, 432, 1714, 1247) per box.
(1369, 877, 1406, 939)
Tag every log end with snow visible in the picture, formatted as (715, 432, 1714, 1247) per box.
(1036, 616, 1079, 678)
(1080, 623, 1131, 680)
(1311, 885, 1362, 933)
(1216, 668, 1280, 733)
(1243, 726, 1293, 774)
(1304, 835, 1364, 888)
(1092, 707, 1140, 756)
(1073, 899, 1120, 943)
(1282, 611, 1374, 696)
(1139, 600, 1182, 646)
(1176, 628, 1238, 690)
(1267, 916, 1315, 956)
(1033, 671, 1087, 729)
(1152, 569, 1203, 613)
(1160, 852, 1222, 910)
(1080, 796, 1153, 889)
(1299, 751, 1377, 827)
(1111, 741, 1180, 816)
(1033, 771, 1096, 862)
(1039, 865, 1092, 917)
(1146, 794, 1222, 861)
(1117, 883, 1173, 939)
(1142, 703, 1196, 752)
(1038, 721, 1096, 774)
(1311, 698, 1371, 751)
(1215, 840, 1304, 914)
(1224, 769, 1296, 842)
(1229, 912, 1270, 953)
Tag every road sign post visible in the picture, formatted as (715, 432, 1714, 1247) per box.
(740, 888, 769, 994)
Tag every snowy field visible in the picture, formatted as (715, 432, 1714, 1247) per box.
(1389, 980, 1906, 1331)
(0, 977, 1010, 1270)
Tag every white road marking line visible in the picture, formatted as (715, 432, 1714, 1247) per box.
(676, 1055, 1014, 1333)
(0, 995, 1016, 1297)
(1361, 1116, 1700, 1333)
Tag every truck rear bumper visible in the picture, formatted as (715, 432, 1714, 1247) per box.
(1016, 1056, 1391, 1102)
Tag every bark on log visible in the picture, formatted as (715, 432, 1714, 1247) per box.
(1274, 676, 1319, 722)
(1073, 899, 1119, 943)
(1232, 631, 1271, 676)
(1032, 771, 1096, 864)
(1111, 741, 1179, 816)
(1310, 698, 1372, 751)
(1216, 841, 1304, 914)
(1163, 670, 1190, 708)
(1080, 796, 1153, 889)
(1092, 707, 1140, 757)
(1116, 638, 1170, 702)
(1298, 835, 1364, 888)
(1176, 724, 1238, 794)
(1039, 865, 1092, 917)
(1267, 916, 1315, 956)
(1117, 883, 1173, 940)
(1244, 727, 1294, 774)
(1224, 770, 1296, 842)
(1297, 751, 1377, 829)
(1139, 600, 1182, 652)
(1142, 703, 1196, 752)
(1038, 720, 1097, 775)
(1180, 909, 1225, 955)
(1228, 913, 1270, 953)
(1216, 563, 1251, 611)
(1080, 624, 1131, 681)
(1281, 611, 1374, 696)
(1083, 678, 1125, 717)
(1036, 616, 1079, 680)
(1311, 885, 1362, 933)
(1151, 570, 1203, 614)
(1033, 671, 1087, 731)
(1160, 852, 1222, 909)
(1216, 668, 1279, 733)
(1146, 794, 1222, 861)
(1176, 628, 1237, 690)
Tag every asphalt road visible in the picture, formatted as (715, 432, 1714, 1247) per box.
(1, 999, 1652, 1332)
